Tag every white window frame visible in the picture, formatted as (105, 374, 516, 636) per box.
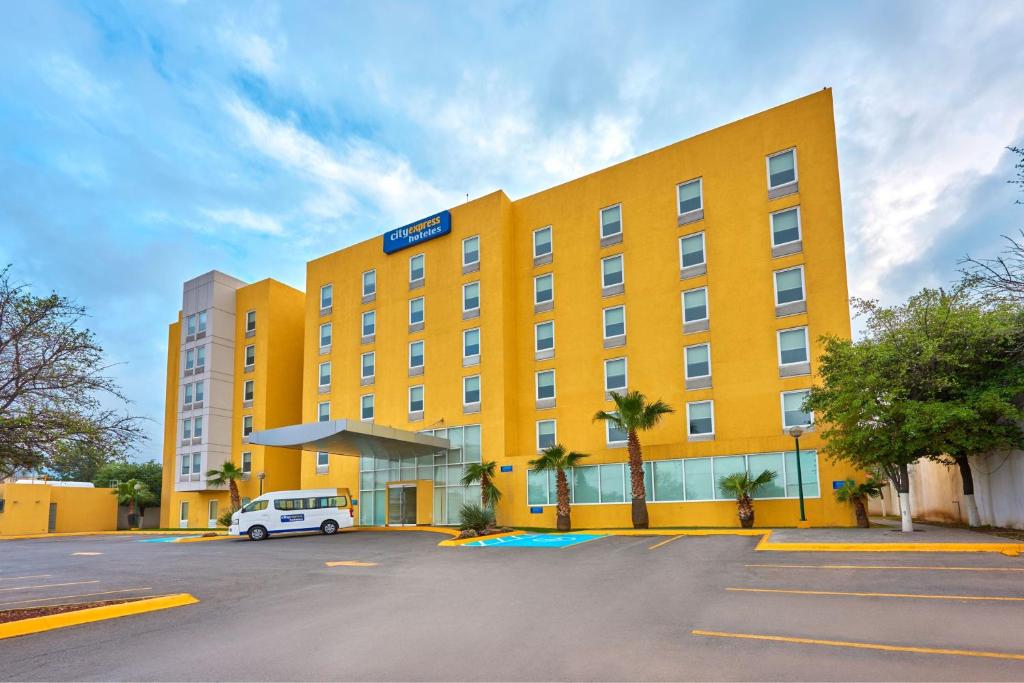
(182, 417, 191, 440)
(463, 375, 481, 407)
(408, 385, 425, 413)
(463, 327, 481, 359)
(409, 253, 425, 283)
(196, 346, 206, 368)
(241, 451, 252, 475)
(462, 235, 480, 267)
(606, 419, 627, 447)
(535, 369, 556, 401)
(318, 401, 330, 422)
(316, 451, 330, 469)
(773, 265, 806, 306)
(318, 361, 331, 388)
(243, 379, 254, 402)
(534, 320, 555, 352)
(320, 283, 333, 309)
(781, 390, 814, 429)
(533, 273, 554, 304)
(604, 357, 628, 393)
(681, 287, 709, 323)
(533, 225, 553, 257)
(360, 394, 374, 421)
(602, 305, 626, 340)
(684, 343, 712, 380)
(600, 203, 622, 238)
(409, 340, 425, 370)
(463, 281, 480, 313)
(197, 310, 207, 333)
(186, 314, 196, 336)
(194, 380, 204, 402)
(245, 310, 256, 333)
(242, 415, 253, 438)
(679, 232, 706, 268)
(244, 344, 255, 368)
(601, 254, 624, 288)
(676, 177, 703, 216)
(536, 419, 557, 452)
(360, 351, 375, 379)
(319, 322, 332, 347)
(770, 205, 802, 247)
(686, 400, 715, 437)
(777, 326, 810, 366)
(409, 296, 425, 325)
(185, 348, 195, 370)
(362, 269, 376, 297)
(362, 310, 375, 336)
(766, 147, 799, 190)
(184, 382, 193, 405)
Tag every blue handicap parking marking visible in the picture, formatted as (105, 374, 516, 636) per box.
(137, 535, 201, 543)
(464, 533, 605, 548)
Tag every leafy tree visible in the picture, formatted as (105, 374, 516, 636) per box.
(460, 461, 501, 509)
(111, 479, 153, 519)
(593, 391, 673, 529)
(93, 461, 163, 509)
(206, 461, 244, 512)
(46, 442, 125, 483)
(0, 267, 145, 478)
(718, 470, 776, 528)
(833, 478, 884, 528)
(528, 444, 587, 531)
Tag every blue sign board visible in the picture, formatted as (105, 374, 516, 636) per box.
(530, 506, 543, 514)
(832, 480, 846, 490)
(280, 513, 305, 523)
(383, 210, 451, 254)
(500, 465, 513, 473)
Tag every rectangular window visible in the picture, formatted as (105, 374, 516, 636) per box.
(317, 451, 329, 468)
(242, 415, 253, 437)
(685, 344, 710, 379)
(186, 314, 196, 336)
(785, 450, 819, 498)
(362, 269, 376, 297)
(779, 327, 809, 365)
(197, 310, 207, 334)
(409, 340, 424, 369)
(536, 370, 555, 400)
(463, 328, 480, 358)
(684, 458, 713, 500)
(714, 456, 747, 499)
(653, 460, 683, 501)
(682, 288, 708, 323)
(184, 383, 193, 404)
(319, 361, 331, 387)
(362, 310, 375, 337)
(535, 321, 554, 352)
(600, 463, 625, 503)
(409, 297, 425, 325)
(774, 266, 805, 305)
(606, 418, 627, 445)
(243, 379, 254, 402)
(463, 236, 480, 266)
(600, 204, 622, 238)
(320, 284, 333, 309)
(182, 418, 191, 439)
(782, 390, 813, 428)
(320, 323, 332, 348)
(463, 282, 480, 312)
(601, 254, 624, 288)
(361, 352, 375, 379)
(574, 466, 599, 503)
(360, 394, 374, 420)
(680, 233, 705, 268)
(533, 226, 552, 257)
(318, 401, 330, 422)
(771, 206, 801, 246)
(241, 452, 252, 475)
(603, 306, 625, 338)
(687, 401, 714, 437)
(196, 346, 206, 368)
(748, 452, 785, 498)
(537, 420, 556, 450)
(246, 310, 256, 333)
(192, 416, 202, 438)
(192, 453, 201, 477)
(604, 357, 627, 393)
(534, 274, 553, 304)
(409, 253, 425, 283)
(463, 375, 481, 405)
(768, 148, 797, 189)
(677, 178, 702, 215)
(194, 380, 204, 402)
(185, 349, 195, 370)
(244, 345, 255, 367)
(409, 385, 424, 412)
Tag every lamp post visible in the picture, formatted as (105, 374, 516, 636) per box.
(257, 471, 266, 496)
(788, 426, 806, 524)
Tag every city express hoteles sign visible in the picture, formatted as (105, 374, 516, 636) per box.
(382, 210, 451, 254)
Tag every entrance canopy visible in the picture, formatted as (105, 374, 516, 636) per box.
(245, 420, 450, 459)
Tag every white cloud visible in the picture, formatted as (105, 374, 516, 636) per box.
(201, 207, 284, 235)
(218, 27, 281, 77)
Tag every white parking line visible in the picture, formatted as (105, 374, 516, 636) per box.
(0, 575, 51, 582)
(0, 587, 153, 607)
(0, 580, 100, 593)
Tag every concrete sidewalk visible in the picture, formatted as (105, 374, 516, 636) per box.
(768, 520, 1020, 545)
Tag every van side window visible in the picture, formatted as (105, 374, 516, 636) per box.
(242, 500, 267, 513)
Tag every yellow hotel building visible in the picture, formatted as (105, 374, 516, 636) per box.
(161, 89, 859, 530)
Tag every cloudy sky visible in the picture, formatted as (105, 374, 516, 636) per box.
(2, 1, 1022, 458)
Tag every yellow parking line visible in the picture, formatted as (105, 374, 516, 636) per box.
(649, 535, 684, 550)
(692, 629, 1024, 661)
(0, 575, 51, 582)
(0, 581, 99, 593)
(745, 563, 1024, 572)
(0, 587, 153, 607)
(727, 587, 1024, 602)
(325, 561, 377, 567)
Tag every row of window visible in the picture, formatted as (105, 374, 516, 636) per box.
(184, 310, 208, 337)
(183, 346, 206, 372)
(181, 416, 203, 441)
(182, 380, 205, 406)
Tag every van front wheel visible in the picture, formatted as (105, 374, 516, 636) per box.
(322, 520, 339, 535)
(248, 525, 268, 541)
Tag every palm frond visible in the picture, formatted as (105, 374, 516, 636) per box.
(564, 451, 589, 468)
(718, 469, 778, 499)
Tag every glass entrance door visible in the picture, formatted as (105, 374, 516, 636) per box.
(387, 484, 417, 526)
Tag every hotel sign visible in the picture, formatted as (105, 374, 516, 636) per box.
(383, 210, 451, 254)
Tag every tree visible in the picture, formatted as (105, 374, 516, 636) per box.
(460, 461, 501, 509)
(833, 478, 884, 528)
(528, 444, 587, 531)
(206, 461, 244, 512)
(93, 461, 163, 510)
(112, 479, 152, 520)
(718, 470, 776, 528)
(0, 267, 145, 479)
(45, 442, 125, 483)
(593, 391, 673, 529)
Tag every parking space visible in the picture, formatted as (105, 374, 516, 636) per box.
(1, 531, 1023, 680)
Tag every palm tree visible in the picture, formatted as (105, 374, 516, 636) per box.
(460, 461, 501, 509)
(206, 461, 244, 512)
(593, 390, 674, 529)
(111, 479, 150, 519)
(529, 444, 588, 531)
(718, 469, 777, 528)
(834, 478, 884, 528)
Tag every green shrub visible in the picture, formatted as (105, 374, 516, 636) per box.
(458, 502, 495, 532)
(216, 509, 236, 528)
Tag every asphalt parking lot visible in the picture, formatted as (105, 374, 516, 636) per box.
(1, 530, 1023, 681)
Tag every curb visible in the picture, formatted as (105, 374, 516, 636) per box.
(0, 593, 199, 640)
(0, 530, 222, 541)
(439, 531, 524, 546)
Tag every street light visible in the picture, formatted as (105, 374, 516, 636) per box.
(788, 426, 806, 524)
(257, 471, 266, 496)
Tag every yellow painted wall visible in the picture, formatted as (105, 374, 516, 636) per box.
(0, 484, 117, 536)
(159, 317, 181, 529)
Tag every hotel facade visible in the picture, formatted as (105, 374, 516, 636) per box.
(160, 89, 860, 530)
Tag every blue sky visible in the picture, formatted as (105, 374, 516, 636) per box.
(2, 1, 1022, 459)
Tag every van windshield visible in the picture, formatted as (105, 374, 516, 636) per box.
(241, 500, 268, 513)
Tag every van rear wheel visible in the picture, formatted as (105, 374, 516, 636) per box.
(248, 525, 268, 541)
(322, 520, 339, 535)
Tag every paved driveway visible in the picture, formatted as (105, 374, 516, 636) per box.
(1, 530, 1023, 681)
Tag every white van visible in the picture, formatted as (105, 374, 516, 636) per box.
(229, 488, 354, 541)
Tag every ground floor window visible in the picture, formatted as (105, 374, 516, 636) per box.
(526, 450, 818, 506)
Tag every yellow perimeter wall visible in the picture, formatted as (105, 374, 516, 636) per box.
(0, 484, 118, 536)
